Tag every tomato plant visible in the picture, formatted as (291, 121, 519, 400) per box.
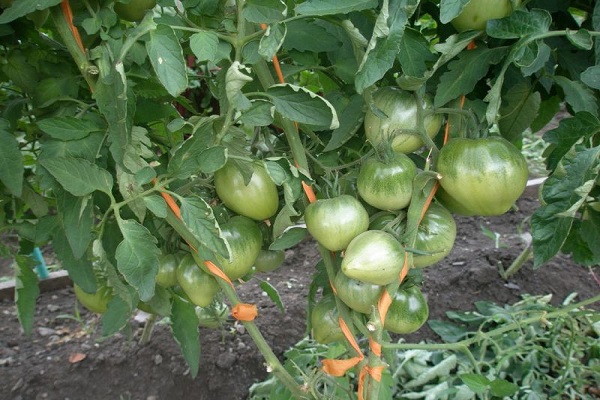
(383, 285, 429, 334)
(357, 153, 417, 211)
(304, 195, 369, 251)
(214, 215, 262, 280)
(436, 137, 529, 216)
(451, 0, 521, 32)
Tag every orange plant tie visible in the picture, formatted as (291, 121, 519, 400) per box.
(61, 0, 85, 54)
(321, 317, 364, 376)
(232, 303, 258, 321)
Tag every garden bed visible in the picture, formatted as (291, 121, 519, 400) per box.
(0, 195, 598, 400)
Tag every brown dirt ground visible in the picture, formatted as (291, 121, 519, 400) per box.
(0, 195, 599, 400)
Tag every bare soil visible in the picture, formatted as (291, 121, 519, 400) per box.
(1, 195, 598, 400)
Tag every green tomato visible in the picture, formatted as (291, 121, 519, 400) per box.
(214, 160, 279, 221)
(364, 87, 443, 154)
(196, 301, 229, 329)
(436, 136, 528, 216)
(254, 249, 285, 273)
(311, 295, 345, 344)
(304, 195, 370, 251)
(215, 216, 263, 280)
(451, 0, 521, 32)
(176, 254, 220, 307)
(155, 253, 179, 288)
(114, 0, 156, 22)
(341, 230, 406, 286)
(411, 203, 456, 268)
(435, 185, 477, 216)
(333, 270, 384, 315)
(384, 285, 429, 334)
(74, 284, 113, 314)
(357, 153, 417, 211)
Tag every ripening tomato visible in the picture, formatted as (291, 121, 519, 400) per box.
(114, 0, 157, 22)
(333, 270, 384, 315)
(411, 203, 457, 268)
(215, 216, 263, 280)
(304, 195, 369, 251)
(74, 284, 113, 314)
(364, 87, 443, 154)
(341, 230, 406, 286)
(176, 254, 220, 307)
(311, 295, 345, 344)
(451, 0, 521, 32)
(254, 249, 285, 273)
(436, 136, 528, 216)
(357, 153, 417, 211)
(384, 285, 429, 334)
(214, 160, 279, 221)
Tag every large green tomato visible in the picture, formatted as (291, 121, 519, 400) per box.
(214, 161, 279, 221)
(215, 216, 262, 280)
(384, 286, 429, 334)
(364, 87, 443, 154)
(357, 153, 417, 211)
(155, 253, 179, 288)
(451, 0, 521, 32)
(176, 254, 220, 307)
(436, 137, 528, 216)
(254, 249, 285, 273)
(333, 270, 384, 315)
(74, 284, 113, 314)
(114, 0, 157, 22)
(411, 203, 456, 268)
(304, 195, 369, 251)
(341, 230, 406, 286)
(311, 295, 345, 344)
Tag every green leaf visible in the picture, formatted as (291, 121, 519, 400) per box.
(53, 229, 97, 293)
(179, 196, 230, 259)
(517, 41, 551, 77)
(244, 0, 287, 23)
(532, 146, 600, 267)
(294, 0, 377, 16)
(563, 211, 600, 265)
(581, 65, 600, 90)
(487, 9, 551, 39)
(439, 0, 470, 23)
(15, 255, 40, 336)
(459, 374, 490, 394)
(57, 191, 94, 260)
(146, 25, 187, 97)
(531, 96, 561, 133)
(323, 94, 365, 151)
(102, 292, 136, 337)
(143, 286, 172, 316)
(259, 279, 285, 313)
(144, 195, 167, 218)
(489, 379, 519, 397)
(427, 319, 468, 342)
(555, 76, 598, 117)
(117, 167, 146, 222)
(189, 31, 219, 62)
(40, 157, 114, 196)
(198, 146, 227, 174)
(0, 0, 61, 24)
(259, 22, 286, 60)
(355, 0, 418, 93)
(115, 219, 160, 302)
(171, 296, 200, 378)
(543, 112, 600, 172)
(37, 117, 102, 141)
(566, 29, 593, 50)
(226, 61, 253, 111)
(397, 28, 437, 78)
(0, 126, 23, 196)
(168, 119, 214, 178)
(434, 47, 507, 107)
(267, 83, 339, 129)
(283, 20, 341, 53)
(498, 83, 541, 143)
(269, 227, 307, 251)
(240, 100, 275, 126)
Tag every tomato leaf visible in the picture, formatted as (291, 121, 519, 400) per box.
(240, 100, 275, 126)
(270, 227, 307, 251)
(198, 146, 227, 174)
(427, 320, 468, 343)
(267, 84, 339, 129)
(398, 28, 437, 78)
(487, 9, 551, 39)
(259, 22, 287, 60)
(226, 61, 253, 111)
(323, 94, 365, 151)
(115, 219, 160, 302)
(179, 196, 230, 259)
(190, 31, 219, 62)
(355, 0, 417, 93)
(57, 191, 94, 260)
(530, 96, 561, 133)
(143, 195, 167, 218)
(52, 229, 97, 293)
(459, 373, 490, 394)
(37, 116, 102, 141)
(146, 25, 187, 97)
(438, 0, 470, 24)
(555, 76, 599, 117)
(498, 83, 541, 144)
(244, 0, 287, 23)
(168, 119, 214, 178)
(0, 124, 24, 197)
(562, 210, 600, 265)
(0, 0, 61, 24)
(259, 279, 285, 313)
(40, 157, 113, 196)
(581, 65, 600, 90)
(566, 29, 593, 50)
(171, 296, 201, 378)
(532, 146, 600, 267)
(101, 290, 137, 337)
(294, 0, 377, 16)
(489, 379, 519, 397)
(517, 41, 552, 77)
(435, 47, 507, 108)
(14, 255, 40, 336)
